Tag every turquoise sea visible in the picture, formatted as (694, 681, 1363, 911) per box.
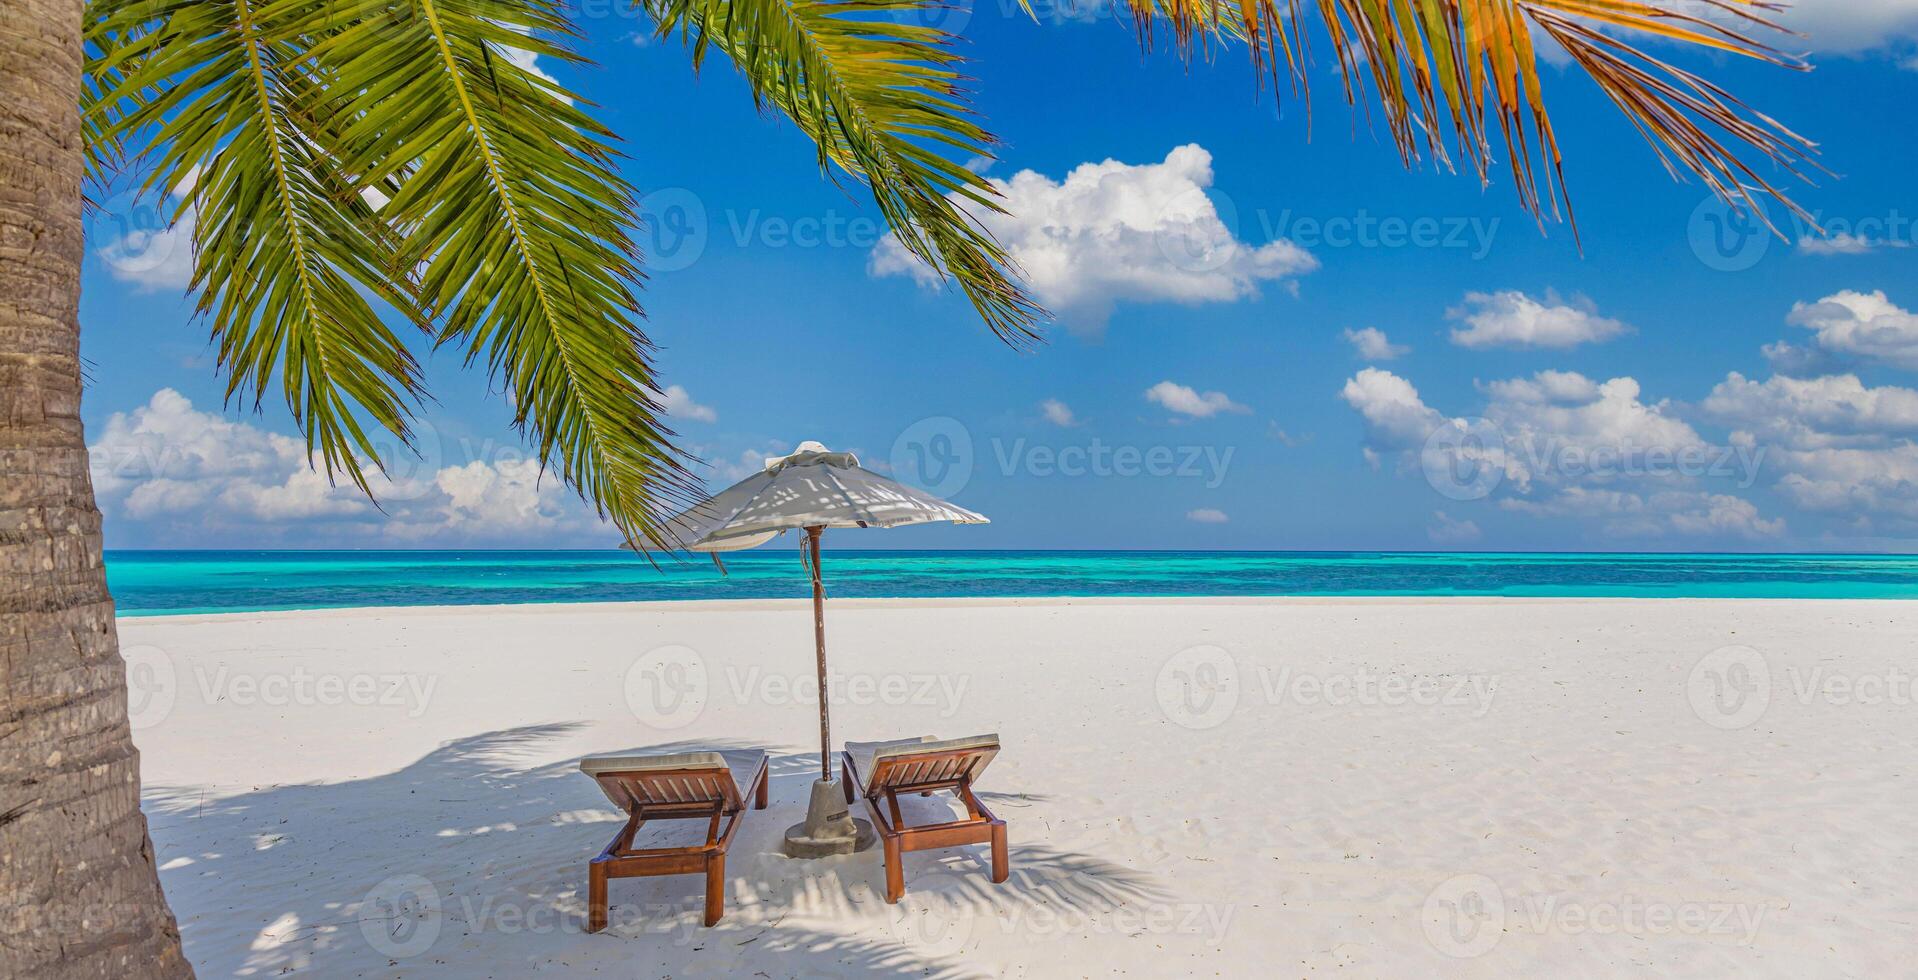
(103, 550, 1918, 616)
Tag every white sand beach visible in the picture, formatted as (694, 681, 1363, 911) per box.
(123, 597, 1916, 977)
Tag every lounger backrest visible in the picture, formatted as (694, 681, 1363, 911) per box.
(867, 734, 1000, 794)
(579, 750, 739, 812)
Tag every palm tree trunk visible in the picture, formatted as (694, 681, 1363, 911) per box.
(0, 1, 193, 975)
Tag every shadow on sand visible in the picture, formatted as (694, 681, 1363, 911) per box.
(145, 723, 1167, 977)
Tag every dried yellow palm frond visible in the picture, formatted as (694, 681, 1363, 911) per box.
(1114, 0, 1818, 234)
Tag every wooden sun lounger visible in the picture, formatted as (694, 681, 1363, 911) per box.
(840, 734, 1008, 903)
(578, 748, 770, 931)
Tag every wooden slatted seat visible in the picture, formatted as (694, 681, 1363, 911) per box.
(578, 749, 770, 930)
(840, 734, 1008, 903)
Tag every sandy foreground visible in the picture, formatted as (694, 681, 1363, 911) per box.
(122, 597, 1916, 977)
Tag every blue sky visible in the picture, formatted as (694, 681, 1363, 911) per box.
(81, 4, 1918, 551)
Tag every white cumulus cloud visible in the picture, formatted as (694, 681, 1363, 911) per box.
(1766, 0, 1918, 53)
(1146, 381, 1249, 419)
(1784, 290, 1918, 371)
(1706, 370, 1918, 528)
(1447, 290, 1630, 350)
(89, 389, 596, 545)
(657, 384, 717, 423)
(1040, 398, 1077, 426)
(1186, 508, 1229, 524)
(94, 183, 196, 292)
(1705, 372, 1918, 443)
(1340, 368, 1777, 540)
(696, 442, 791, 486)
(1339, 368, 1445, 451)
(869, 144, 1316, 333)
(1797, 232, 1901, 255)
(1343, 327, 1408, 361)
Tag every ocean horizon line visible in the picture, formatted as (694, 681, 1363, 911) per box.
(103, 550, 1918, 616)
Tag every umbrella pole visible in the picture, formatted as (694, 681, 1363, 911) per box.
(784, 521, 871, 857)
(807, 525, 830, 780)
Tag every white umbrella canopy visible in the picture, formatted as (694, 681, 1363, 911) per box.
(631, 441, 988, 857)
(658, 441, 986, 552)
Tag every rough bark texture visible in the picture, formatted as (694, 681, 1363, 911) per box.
(0, 0, 194, 975)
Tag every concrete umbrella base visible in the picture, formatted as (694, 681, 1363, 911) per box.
(782, 778, 876, 857)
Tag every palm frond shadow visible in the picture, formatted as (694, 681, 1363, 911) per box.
(143, 724, 1165, 977)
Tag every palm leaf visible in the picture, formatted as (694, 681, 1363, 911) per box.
(641, 0, 1046, 344)
(1115, 0, 1817, 231)
(86, 0, 429, 494)
(309, 0, 700, 547)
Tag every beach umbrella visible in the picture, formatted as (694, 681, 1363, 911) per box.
(642, 441, 987, 855)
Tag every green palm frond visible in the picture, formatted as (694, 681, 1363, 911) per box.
(642, 0, 1046, 345)
(1114, 0, 1817, 232)
(86, 0, 428, 494)
(311, 0, 699, 547)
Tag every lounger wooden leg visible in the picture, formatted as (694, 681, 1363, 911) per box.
(704, 853, 726, 927)
(882, 835, 905, 904)
(755, 771, 769, 809)
(990, 822, 1009, 884)
(587, 860, 609, 933)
